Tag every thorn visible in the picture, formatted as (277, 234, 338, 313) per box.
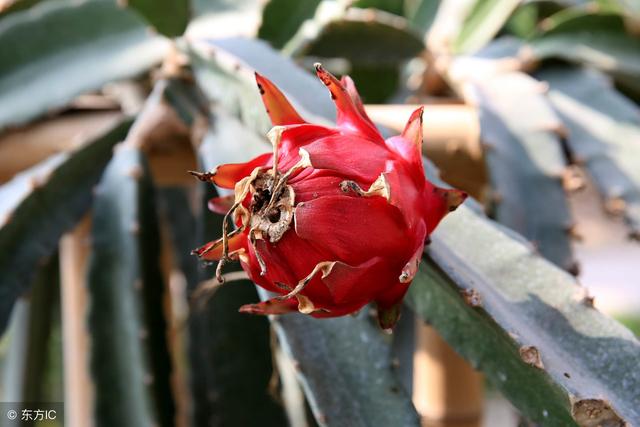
(0, 212, 12, 227)
(567, 261, 581, 277)
(130, 221, 140, 235)
(519, 345, 544, 369)
(565, 224, 583, 241)
(461, 288, 482, 307)
(480, 141, 495, 151)
(562, 166, 585, 192)
(571, 399, 625, 427)
(605, 197, 626, 216)
(126, 165, 143, 180)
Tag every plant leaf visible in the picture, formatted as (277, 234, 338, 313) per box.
(285, 7, 424, 67)
(124, 0, 190, 37)
(187, 37, 336, 134)
(405, 0, 441, 34)
(526, 11, 640, 82)
(0, 0, 168, 131)
(449, 39, 576, 271)
(257, 0, 322, 48)
(269, 301, 420, 427)
(87, 144, 175, 427)
(2, 254, 59, 402)
(0, 118, 132, 335)
(453, 0, 521, 53)
(188, 34, 640, 426)
(537, 65, 640, 240)
(352, 0, 405, 15)
(407, 201, 640, 425)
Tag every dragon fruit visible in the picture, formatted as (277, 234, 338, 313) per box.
(191, 64, 467, 330)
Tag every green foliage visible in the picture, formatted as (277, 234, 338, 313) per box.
(528, 11, 640, 84)
(87, 143, 174, 427)
(348, 65, 400, 103)
(281, 7, 423, 101)
(454, 38, 575, 271)
(0, 118, 132, 334)
(504, 3, 542, 38)
(258, 0, 322, 48)
(352, 0, 404, 15)
(408, 200, 640, 424)
(286, 8, 424, 67)
(126, 0, 190, 37)
(2, 0, 640, 425)
(272, 308, 420, 427)
(538, 66, 640, 239)
(2, 256, 59, 403)
(404, 0, 440, 33)
(452, 0, 521, 53)
(188, 37, 336, 132)
(0, 0, 167, 130)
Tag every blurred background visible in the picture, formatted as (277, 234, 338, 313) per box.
(0, 0, 639, 426)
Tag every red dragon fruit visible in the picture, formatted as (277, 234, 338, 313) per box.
(191, 64, 467, 330)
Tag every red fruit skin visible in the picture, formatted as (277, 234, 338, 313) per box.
(193, 65, 467, 330)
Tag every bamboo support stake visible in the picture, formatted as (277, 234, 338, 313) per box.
(59, 215, 94, 427)
(0, 112, 122, 184)
(0, 105, 196, 187)
(413, 321, 483, 427)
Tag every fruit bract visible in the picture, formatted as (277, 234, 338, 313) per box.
(192, 64, 467, 329)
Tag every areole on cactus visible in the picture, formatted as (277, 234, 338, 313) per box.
(191, 64, 467, 330)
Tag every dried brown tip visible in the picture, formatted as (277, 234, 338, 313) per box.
(188, 170, 215, 182)
(446, 189, 468, 212)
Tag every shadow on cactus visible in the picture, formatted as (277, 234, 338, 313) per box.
(190, 65, 467, 330)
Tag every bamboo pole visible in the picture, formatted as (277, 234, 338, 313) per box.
(59, 215, 94, 427)
(0, 112, 122, 184)
(413, 322, 483, 427)
(0, 110, 196, 186)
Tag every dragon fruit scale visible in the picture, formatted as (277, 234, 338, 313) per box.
(191, 64, 467, 330)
